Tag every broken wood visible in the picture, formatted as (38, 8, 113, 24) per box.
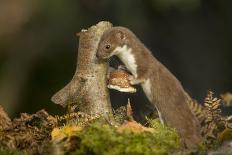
(51, 21, 113, 117)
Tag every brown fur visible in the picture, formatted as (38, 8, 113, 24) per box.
(97, 27, 203, 148)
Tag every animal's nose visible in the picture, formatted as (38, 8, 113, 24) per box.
(96, 51, 104, 59)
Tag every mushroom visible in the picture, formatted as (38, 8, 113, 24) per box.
(107, 70, 136, 93)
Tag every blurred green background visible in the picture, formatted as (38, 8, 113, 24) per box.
(0, 0, 231, 117)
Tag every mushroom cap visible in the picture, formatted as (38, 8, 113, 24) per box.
(107, 70, 136, 93)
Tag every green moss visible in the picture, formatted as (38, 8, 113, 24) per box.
(226, 149, 232, 155)
(0, 148, 25, 155)
(69, 119, 180, 155)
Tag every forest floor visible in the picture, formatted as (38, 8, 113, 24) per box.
(0, 92, 231, 154)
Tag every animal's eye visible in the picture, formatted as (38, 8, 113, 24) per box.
(105, 45, 110, 49)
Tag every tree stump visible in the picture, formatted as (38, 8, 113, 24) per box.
(51, 21, 113, 117)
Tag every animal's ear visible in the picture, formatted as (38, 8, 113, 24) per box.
(116, 30, 126, 40)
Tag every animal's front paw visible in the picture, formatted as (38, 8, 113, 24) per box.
(128, 76, 145, 85)
(117, 65, 127, 71)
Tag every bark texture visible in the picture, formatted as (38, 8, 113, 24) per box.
(51, 21, 113, 117)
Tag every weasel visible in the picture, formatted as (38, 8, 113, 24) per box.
(96, 27, 202, 148)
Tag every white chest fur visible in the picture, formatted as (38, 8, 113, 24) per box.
(113, 45, 138, 78)
(142, 79, 152, 102)
(142, 79, 164, 124)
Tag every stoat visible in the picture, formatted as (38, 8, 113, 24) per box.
(96, 26, 202, 148)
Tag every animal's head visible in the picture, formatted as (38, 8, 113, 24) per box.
(96, 27, 128, 59)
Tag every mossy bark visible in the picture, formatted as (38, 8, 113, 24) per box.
(51, 21, 113, 118)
